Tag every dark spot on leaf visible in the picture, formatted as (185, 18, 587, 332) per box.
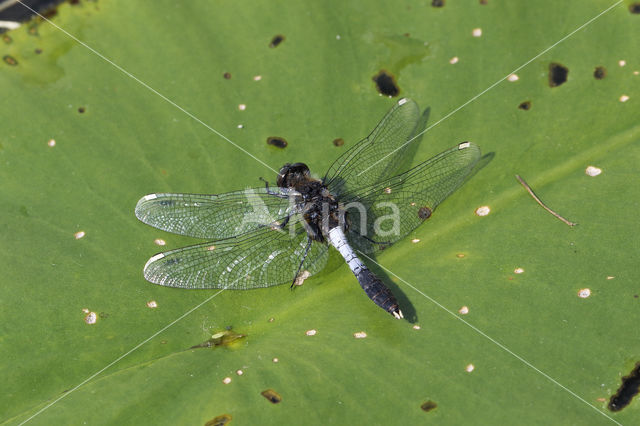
(261, 389, 282, 404)
(518, 101, 531, 110)
(333, 138, 344, 147)
(634, 294, 638, 298)
(3, 55, 18, 66)
(609, 362, 640, 411)
(629, 3, 640, 14)
(78, 107, 86, 113)
(2, 34, 11, 44)
(594, 66, 607, 80)
(223, 72, 231, 79)
(421, 400, 438, 412)
(480, 0, 488, 4)
(190, 330, 246, 349)
(35, 48, 43, 54)
(69, 0, 81, 5)
(431, 0, 445, 7)
(372, 70, 400, 97)
(205, 414, 232, 426)
(269, 35, 285, 48)
(549, 63, 568, 87)
(267, 136, 288, 149)
(28, 23, 39, 36)
(418, 206, 432, 220)
(99, 312, 109, 319)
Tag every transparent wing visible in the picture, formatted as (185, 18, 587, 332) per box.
(135, 187, 298, 239)
(142, 216, 329, 289)
(324, 98, 421, 196)
(341, 142, 481, 253)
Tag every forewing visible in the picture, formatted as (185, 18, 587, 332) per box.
(142, 216, 328, 289)
(342, 142, 481, 253)
(324, 98, 421, 195)
(135, 188, 297, 239)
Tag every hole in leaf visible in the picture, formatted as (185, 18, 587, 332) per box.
(333, 138, 344, 147)
(421, 400, 438, 412)
(267, 137, 288, 149)
(418, 206, 432, 220)
(204, 414, 232, 426)
(548, 62, 568, 87)
(372, 70, 400, 97)
(518, 101, 531, 110)
(593, 66, 607, 80)
(3, 55, 18, 66)
(269, 35, 285, 48)
(261, 389, 282, 404)
(609, 362, 640, 411)
(629, 3, 640, 14)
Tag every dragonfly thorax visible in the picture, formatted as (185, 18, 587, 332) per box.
(278, 162, 345, 242)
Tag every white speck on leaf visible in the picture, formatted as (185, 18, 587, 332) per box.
(578, 288, 591, 298)
(475, 206, 490, 216)
(585, 166, 602, 177)
(84, 312, 97, 325)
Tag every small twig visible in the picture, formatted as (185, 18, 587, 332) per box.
(515, 175, 577, 227)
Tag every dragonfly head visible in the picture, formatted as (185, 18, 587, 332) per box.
(277, 163, 310, 188)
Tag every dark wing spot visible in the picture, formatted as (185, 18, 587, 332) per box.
(333, 138, 344, 147)
(165, 258, 181, 266)
(269, 35, 285, 48)
(261, 389, 282, 404)
(609, 362, 640, 412)
(159, 200, 175, 206)
(593, 66, 607, 80)
(418, 206, 432, 220)
(372, 70, 400, 97)
(421, 400, 438, 412)
(549, 63, 569, 87)
(518, 101, 531, 110)
(267, 137, 288, 149)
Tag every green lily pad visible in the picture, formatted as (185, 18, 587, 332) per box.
(2, 0, 639, 424)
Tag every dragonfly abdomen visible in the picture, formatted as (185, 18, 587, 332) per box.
(328, 227, 403, 319)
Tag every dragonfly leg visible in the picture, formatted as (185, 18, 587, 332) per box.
(290, 237, 313, 289)
(259, 177, 287, 197)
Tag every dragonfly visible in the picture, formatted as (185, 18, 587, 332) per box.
(135, 98, 481, 319)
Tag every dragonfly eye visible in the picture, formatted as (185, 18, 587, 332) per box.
(277, 163, 310, 187)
